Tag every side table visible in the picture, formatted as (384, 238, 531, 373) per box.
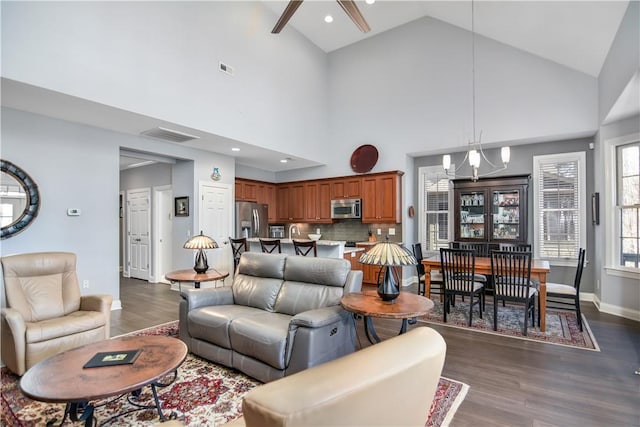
(165, 269, 229, 291)
(340, 290, 434, 344)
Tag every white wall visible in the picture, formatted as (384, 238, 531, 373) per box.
(1, 107, 236, 307)
(1, 1, 329, 164)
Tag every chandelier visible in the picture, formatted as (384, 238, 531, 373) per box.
(443, 0, 510, 181)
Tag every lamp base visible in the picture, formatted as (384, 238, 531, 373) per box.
(377, 267, 399, 302)
(193, 250, 209, 274)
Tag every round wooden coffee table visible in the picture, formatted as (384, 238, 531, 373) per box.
(341, 290, 434, 344)
(20, 335, 187, 426)
(165, 268, 229, 290)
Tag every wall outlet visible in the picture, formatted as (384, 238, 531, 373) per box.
(377, 228, 382, 235)
(82, 280, 90, 289)
(389, 228, 396, 236)
(316, 228, 320, 234)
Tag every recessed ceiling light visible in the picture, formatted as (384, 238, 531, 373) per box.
(365, 0, 375, 4)
(324, 15, 334, 23)
(280, 159, 288, 163)
(231, 147, 240, 152)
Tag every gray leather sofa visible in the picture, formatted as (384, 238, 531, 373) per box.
(179, 252, 363, 383)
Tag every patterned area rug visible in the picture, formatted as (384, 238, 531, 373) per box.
(2, 321, 469, 426)
(419, 299, 599, 351)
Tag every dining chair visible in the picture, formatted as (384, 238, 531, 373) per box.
(454, 243, 489, 293)
(543, 248, 586, 331)
(439, 248, 484, 326)
(499, 243, 532, 252)
(230, 237, 249, 271)
(293, 239, 317, 257)
(412, 243, 442, 297)
(259, 238, 282, 254)
(490, 250, 536, 335)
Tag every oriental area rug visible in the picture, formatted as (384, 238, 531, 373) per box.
(418, 300, 599, 351)
(1, 321, 469, 427)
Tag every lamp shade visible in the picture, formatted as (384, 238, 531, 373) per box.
(184, 231, 218, 250)
(358, 240, 417, 266)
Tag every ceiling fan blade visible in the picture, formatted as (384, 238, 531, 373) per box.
(271, 0, 304, 34)
(336, 0, 371, 33)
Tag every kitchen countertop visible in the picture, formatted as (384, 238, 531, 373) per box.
(246, 238, 344, 246)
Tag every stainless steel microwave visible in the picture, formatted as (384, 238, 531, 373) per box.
(331, 198, 361, 219)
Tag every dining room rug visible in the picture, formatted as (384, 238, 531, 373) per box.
(418, 299, 599, 351)
(1, 320, 469, 427)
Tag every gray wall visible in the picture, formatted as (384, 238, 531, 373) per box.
(120, 163, 172, 191)
(414, 137, 596, 291)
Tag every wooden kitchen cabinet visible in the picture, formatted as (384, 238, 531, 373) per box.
(304, 181, 333, 223)
(343, 250, 364, 272)
(256, 182, 277, 223)
(277, 183, 305, 222)
(331, 177, 361, 199)
(235, 179, 257, 202)
(361, 172, 402, 223)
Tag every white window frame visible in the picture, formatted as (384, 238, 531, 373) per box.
(604, 132, 640, 278)
(533, 152, 586, 266)
(418, 165, 454, 257)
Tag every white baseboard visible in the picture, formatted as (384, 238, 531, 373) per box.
(111, 299, 122, 311)
(593, 295, 640, 322)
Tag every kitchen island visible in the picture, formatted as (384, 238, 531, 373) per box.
(246, 238, 346, 258)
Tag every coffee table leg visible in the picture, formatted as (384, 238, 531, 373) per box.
(399, 318, 408, 334)
(363, 316, 381, 344)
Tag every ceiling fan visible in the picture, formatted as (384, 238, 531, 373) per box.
(271, 0, 371, 34)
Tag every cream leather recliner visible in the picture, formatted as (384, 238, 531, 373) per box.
(1, 252, 112, 375)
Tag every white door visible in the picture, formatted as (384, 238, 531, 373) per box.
(127, 188, 151, 281)
(154, 186, 173, 283)
(199, 182, 233, 280)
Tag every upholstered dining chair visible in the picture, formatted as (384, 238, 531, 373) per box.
(259, 238, 281, 254)
(292, 239, 317, 257)
(0, 252, 112, 375)
(230, 237, 249, 271)
(543, 248, 586, 331)
(490, 250, 536, 335)
(412, 243, 442, 297)
(439, 248, 484, 326)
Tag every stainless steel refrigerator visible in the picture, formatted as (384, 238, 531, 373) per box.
(235, 201, 269, 238)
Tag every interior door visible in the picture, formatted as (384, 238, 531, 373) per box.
(127, 188, 151, 281)
(199, 182, 233, 280)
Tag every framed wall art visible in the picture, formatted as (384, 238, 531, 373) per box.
(175, 196, 189, 217)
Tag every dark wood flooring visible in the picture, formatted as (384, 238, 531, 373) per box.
(115, 277, 640, 426)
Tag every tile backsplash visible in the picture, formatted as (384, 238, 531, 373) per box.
(287, 220, 403, 243)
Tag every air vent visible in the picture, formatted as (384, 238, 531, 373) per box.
(140, 127, 200, 143)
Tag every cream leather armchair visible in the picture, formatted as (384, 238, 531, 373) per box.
(1, 252, 112, 375)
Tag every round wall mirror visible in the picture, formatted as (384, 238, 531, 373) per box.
(1, 159, 40, 239)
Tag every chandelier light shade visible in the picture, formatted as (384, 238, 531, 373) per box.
(442, 0, 510, 181)
(184, 231, 218, 274)
(359, 238, 417, 302)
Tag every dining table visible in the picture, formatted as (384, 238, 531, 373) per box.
(421, 256, 551, 332)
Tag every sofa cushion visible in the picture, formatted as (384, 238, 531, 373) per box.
(283, 256, 350, 287)
(274, 282, 343, 316)
(188, 305, 266, 348)
(237, 252, 287, 280)
(25, 311, 106, 343)
(233, 253, 287, 311)
(229, 312, 292, 370)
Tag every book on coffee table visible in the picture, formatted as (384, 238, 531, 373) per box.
(83, 349, 142, 368)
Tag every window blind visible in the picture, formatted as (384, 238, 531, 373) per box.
(424, 173, 450, 251)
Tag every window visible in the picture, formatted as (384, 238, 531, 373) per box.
(533, 152, 586, 263)
(419, 166, 452, 254)
(616, 142, 639, 268)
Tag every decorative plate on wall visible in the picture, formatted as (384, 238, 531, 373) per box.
(350, 144, 378, 173)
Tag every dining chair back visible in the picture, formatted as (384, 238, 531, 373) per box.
(413, 243, 442, 297)
(259, 238, 282, 254)
(545, 248, 586, 330)
(439, 248, 484, 325)
(230, 237, 249, 271)
(490, 250, 536, 335)
(499, 243, 532, 252)
(293, 239, 317, 257)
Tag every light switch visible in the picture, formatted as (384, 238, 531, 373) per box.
(389, 228, 396, 236)
(377, 228, 382, 235)
(67, 208, 81, 216)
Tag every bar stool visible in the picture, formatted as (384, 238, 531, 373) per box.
(293, 239, 317, 257)
(230, 237, 249, 271)
(259, 238, 281, 253)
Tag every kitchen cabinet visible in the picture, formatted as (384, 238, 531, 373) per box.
(361, 172, 402, 223)
(235, 179, 257, 202)
(343, 249, 364, 272)
(453, 175, 529, 244)
(277, 183, 305, 222)
(331, 177, 361, 199)
(304, 181, 333, 223)
(355, 243, 402, 286)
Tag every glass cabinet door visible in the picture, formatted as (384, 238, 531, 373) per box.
(492, 190, 521, 240)
(459, 191, 485, 239)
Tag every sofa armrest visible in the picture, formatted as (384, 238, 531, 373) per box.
(1, 307, 27, 375)
(180, 287, 234, 311)
(80, 294, 113, 314)
(289, 306, 347, 329)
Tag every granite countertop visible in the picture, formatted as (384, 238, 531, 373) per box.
(247, 238, 345, 246)
(343, 247, 365, 254)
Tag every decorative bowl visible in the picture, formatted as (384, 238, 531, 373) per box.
(308, 234, 321, 241)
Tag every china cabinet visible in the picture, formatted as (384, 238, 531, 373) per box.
(453, 175, 529, 245)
